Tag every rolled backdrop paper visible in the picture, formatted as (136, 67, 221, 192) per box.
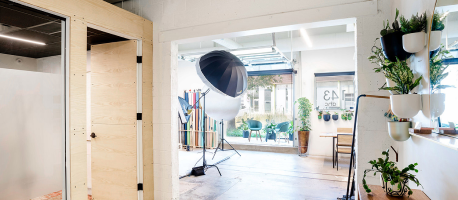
(203, 86, 242, 121)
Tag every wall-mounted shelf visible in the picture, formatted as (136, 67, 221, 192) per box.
(410, 133, 458, 151)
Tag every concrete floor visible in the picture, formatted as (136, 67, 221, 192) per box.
(179, 150, 351, 200)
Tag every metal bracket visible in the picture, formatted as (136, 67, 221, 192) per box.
(137, 113, 142, 120)
(137, 183, 143, 191)
(137, 56, 142, 63)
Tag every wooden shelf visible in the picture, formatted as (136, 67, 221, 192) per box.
(410, 132, 458, 151)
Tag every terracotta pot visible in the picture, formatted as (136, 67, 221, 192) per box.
(298, 131, 310, 154)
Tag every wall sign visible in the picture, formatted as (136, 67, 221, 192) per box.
(314, 72, 355, 110)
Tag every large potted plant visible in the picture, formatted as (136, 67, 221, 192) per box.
(295, 97, 312, 154)
(378, 58, 422, 118)
(380, 9, 412, 62)
(362, 149, 422, 197)
(400, 12, 427, 53)
(430, 11, 446, 51)
(430, 45, 455, 118)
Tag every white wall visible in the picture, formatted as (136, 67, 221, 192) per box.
(176, 60, 204, 95)
(0, 69, 63, 199)
(297, 47, 356, 157)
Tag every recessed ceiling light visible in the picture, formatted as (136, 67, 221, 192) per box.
(0, 34, 46, 45)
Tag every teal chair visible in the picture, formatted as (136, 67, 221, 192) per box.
(275, 122, 290, 143)
(247, 120, 263, 142)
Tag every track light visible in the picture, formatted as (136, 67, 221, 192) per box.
(0, 34, 46, 45)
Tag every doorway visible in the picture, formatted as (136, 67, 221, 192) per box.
(175, 20, 356, 199)
(85, 27, 143, 200)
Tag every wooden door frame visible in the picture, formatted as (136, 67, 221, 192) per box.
(10, 0, 153, 199)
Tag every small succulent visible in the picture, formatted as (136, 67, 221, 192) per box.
(381, 9, 401, 37)
(399, 12, 427, 34)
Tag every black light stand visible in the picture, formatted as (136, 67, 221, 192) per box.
(338, 94, 390, 200)
(193, 89, 222, 176)
(212, 120, 241, 159)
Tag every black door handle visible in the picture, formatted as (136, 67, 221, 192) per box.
(90, 132, 97, 138)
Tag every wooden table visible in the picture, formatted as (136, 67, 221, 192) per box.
(358, 184, 430, 200)
(320, 132, 352, 168)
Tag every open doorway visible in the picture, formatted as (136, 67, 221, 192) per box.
(176, 19, 357, 199)
(0, 0, 66, 199)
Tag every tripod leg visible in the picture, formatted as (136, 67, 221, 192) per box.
(223, 139, 241, 156)
(212, 141, 222, 160)
(208, 165, 222, 176)
(194, 156, 203, 167)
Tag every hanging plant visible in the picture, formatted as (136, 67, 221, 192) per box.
(399, 12, 427, 53)
(380, 8, 411, 62)
(430, 11, 447, 51)
(430, 45, 455, 93)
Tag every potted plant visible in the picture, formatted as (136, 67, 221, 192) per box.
(295, 97, 312, 154)
(318, 110, 323, 119)
(369, 39, 399, 95)
(362, 149, 421, 197)
(380, 9, 412, 62)
(323, 110, 331, 121)
(239, 118, 250, 138)
(430, 11, 446, 51)
(287, 120, 294, 141)
(340, 109, 348, 120)
(346, 110, 354, 120)
(388, 118, 411, 141)
(332, 112, 339, 120)
(378, 58, 422, 118)
(400, 12, 427, 53)
(264, 122, 277, 141)
(430, 45, 455, 118)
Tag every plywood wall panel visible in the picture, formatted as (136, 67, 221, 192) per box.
(142, 40, 154, 199)
(69, 18, 87, 200)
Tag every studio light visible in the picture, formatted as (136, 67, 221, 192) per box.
(0, 34, 46, 45)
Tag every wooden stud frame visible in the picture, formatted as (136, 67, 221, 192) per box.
(11, 0, 154, 199)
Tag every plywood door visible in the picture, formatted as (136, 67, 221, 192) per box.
(91, 40, 137, 200)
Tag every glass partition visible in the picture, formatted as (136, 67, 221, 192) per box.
(0, 1, 66, 199)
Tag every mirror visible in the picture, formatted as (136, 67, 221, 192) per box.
(429, 0, 458, 135)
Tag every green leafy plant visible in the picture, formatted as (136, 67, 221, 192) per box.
(377, 58, 422, 94)
(318, 111, 323, 116)
(295, 97, 312, 131)
(431, 11, 446, 31)
(399, 12, 427, 34)
(287, 120, 294, 135)
(430, 45, 455, 93)
(324, 110, 330, 115)
(263, 122, 277, 136)
(333, 112, 338, 115)
(237, 118, 249, 131)
(362, 149, 422, 197)
(381, 8, 401, 37)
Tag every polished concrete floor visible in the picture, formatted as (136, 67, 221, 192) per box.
(179, 150, 351, 200)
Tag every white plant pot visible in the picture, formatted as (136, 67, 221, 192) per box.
(403, 32, 426, 53)
(431, 93, 446, 118)
(429, 31, 442, 51)
(386, 78, 399, 95)
(387, 121, 411, 141)
(390, 94, 421, 118)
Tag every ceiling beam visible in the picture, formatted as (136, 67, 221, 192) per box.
(212, 38, 243, 49)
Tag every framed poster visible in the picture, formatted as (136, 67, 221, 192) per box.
(314, 72, 355, 110)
